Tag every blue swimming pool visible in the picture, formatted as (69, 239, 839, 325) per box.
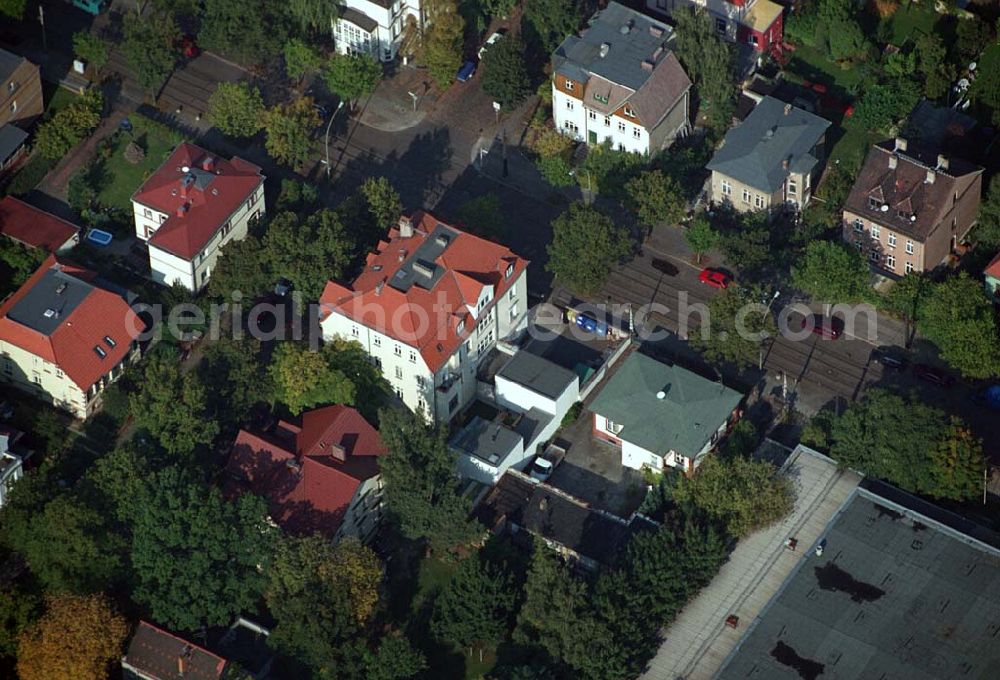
(86, 229, 113, 246)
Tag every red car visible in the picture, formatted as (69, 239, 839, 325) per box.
(178, 36, 200, 59)
(698, 268, 731, 289)
(913, 364, 955, 388)
(800, 314, 843, 339)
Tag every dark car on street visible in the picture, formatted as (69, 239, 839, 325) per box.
(456, 60, 477, 82)
(913, 363, 955, 388)
(800, 314, 843, 339)
(871, 347, 908, 370)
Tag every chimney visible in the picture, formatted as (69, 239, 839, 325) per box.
(782, 158, 789, 170)
(375, 278, 386, 296)
(649, 25, 664, 38)
(894, 137, 907, 153)
(175, 203, 189, 218)
(925, 169, 936, 184)
(397, 248, 407, 262)
(599, 43, 610, 58)
(178, 645, 192, 677)
(398, 215, 413, 238)
(179, 183, 188, 198)
(783, 103, 791, 116)
(937, 154, 949, 171)
(329, 443, 347, 462)
(889, 155, 897, 170)
(641, 60, 654, 71)
(201, 156, 215, 172)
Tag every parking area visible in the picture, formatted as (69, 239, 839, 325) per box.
(546, 410, 649, 518)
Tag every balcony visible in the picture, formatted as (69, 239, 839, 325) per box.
(436, 372, 460, 394)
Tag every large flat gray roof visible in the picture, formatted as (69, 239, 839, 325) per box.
(717, 488, 1000, 680)
(389, 223, 458, 294)
(497, 350, 577, 400)
(7, 267, 94, 336)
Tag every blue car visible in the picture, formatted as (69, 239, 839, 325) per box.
(456, 60, 477, 82)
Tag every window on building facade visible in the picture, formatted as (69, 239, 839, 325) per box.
(604, 116, 611, 127)
(395, 386, 403, 399)
(409, 350, 417, 363)
(885, 254, 895, 269)
(606, 418, 623, 434)
(632, 127, 641, 139)
(416, 375, 425, 388)
(754, 194, 765, 209)
(905, 261, 914, 273)
(144, 208, 152, 218)
(617, 121, 626, 133)
(624, 105, 635, 118)
(373, 336, 381, 347)
(565, 100, 574, 111)
(870, 224, 880, 239)
(565, 79, 574, 90)
(563, 120, 578, 134)
(394, 344, 402, 357)
(787, 179, 797, 195)
(351, 326, 359, 337)
(853, 218, 864, 232)
(742, 188, 751, 203)
(905, 240, 914, 254)
(395, 366, 403, 379)
(588, 110, 596, 120)
(721, 180, 732, 196)
(715, 17, 726, 33)
(868, 197, 882, 210)
(887, 233, 896, 248)
(870, 250, 880, 262)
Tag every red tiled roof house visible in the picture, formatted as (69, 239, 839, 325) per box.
(131, 143, 265, 291)
(319, 211, 529, 422)
(224, 405, 387, 543)
(0, 256, 142, 418)
(122, 621, 228, 680)
(0, 196, 80, 253)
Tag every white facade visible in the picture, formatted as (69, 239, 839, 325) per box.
(552, 88, 652, 155)
(133, 184, 264, 291)
(334, 0, 421, 62)
(333, 475, 385, 544)
(0, 338, 136, 419)
(322, 268, 527, 422)
(595, 413, 727, 473)
(455, 433, 524, 485)
(648, 0, 747, 41)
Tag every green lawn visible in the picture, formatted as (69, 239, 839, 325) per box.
(783, 44, 864, 95)
(410, 555, 457, 615)
(41, 82, 80, 119)
(884, 3, 939, 46)
(95, 116, 182, 212)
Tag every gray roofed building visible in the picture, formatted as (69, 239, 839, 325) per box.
(0, 124, 27, 168)
(717, 488, 1000, 680)
(0, 49, 22, 83)
(338, 6, 378, 33)
(707, 96, 831, 212)
(589, 351, 743, 473)
(7, 267, 95, 336)
(496, 350, 577, 401)
(550, 2, 692, 155)
(452, 415, 523, 466)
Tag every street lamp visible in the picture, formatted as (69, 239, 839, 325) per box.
(324, 101, 346, 178)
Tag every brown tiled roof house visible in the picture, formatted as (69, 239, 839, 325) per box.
(842, 138, 983, 277)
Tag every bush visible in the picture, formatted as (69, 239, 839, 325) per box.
(5, 155, 55, 196)
(560, 402, 583, 428)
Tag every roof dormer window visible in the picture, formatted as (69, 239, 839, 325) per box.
(868, 197, 882, 211)
(594, 93, 609, 105)
(94, 345, 107, 359)
(624, 105, 635, 118)
(505, 263, 514, 278)
(565, 79, 574, 91)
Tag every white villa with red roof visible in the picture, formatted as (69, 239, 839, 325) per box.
(0, 255, 142, 418)
(131, 143, 265, 291)
(224, 405, 387, 543)
(319, 212, 529, 422)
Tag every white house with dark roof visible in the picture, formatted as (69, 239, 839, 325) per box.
(551, 2, 692, 155)
(333, 0, 420, 62)
(707, 95, 830, 212)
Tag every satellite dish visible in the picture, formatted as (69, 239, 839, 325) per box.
(969, 62, 977, 72)
(881, 204, 889, 212)
(910, 215, 916, 222)
(656, 390, 666, 400)
(181, 165, 190, 173)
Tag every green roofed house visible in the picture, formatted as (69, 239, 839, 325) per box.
(589, 351, 743, 474)
(707, 95, 830, 213)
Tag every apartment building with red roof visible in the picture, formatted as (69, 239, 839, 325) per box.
(0, 196, 80, 253)
(131, 142, 265, 291)
(224, 405, 387, 543)
(0, 255, 142, 418)
(319, 211, 529, 422)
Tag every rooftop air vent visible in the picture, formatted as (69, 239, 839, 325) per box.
(43, 308, 58, 319)
(55, 282, 67, 295)
(599, 42, 610, 58)
(211, 187, 219, 196)
(435, 233, 450, 247)
(202, 156, 215, 172)
(181, 165, 190, 173)
(413, 260, 435, 278)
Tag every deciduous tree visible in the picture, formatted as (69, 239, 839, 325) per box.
(33, 90, 103, 161)
(456, 192, 505, 240)
(915, 34, 954, 100)
(122, 9, 179, 94)
(16, 594, 128, 680)
(264, 209, 353, 300)
(672, 455, 794, 538)
(0, 580, 41, 659)
(0, 0, 25, 20)
(360, 176, 403, 234)
(546, 204, 632, 295)
(207, 82, 265, 138)
(286, 0, 333, 36)
(791, 240, 872, 303)
(365, 635, 427, 680)
(683, 216, 718, 264)
(378, 409, 482, 553)
(72, 32, 109, 73)
(200, 0, 287, 63)
(422, 0, 465, 87)
(691, 283, 777, 369)
(266, 535, 380, 671)
(198, 337, 270, 429)
(883, 272, 931, 347)
(270, 342, 356, 415)
(132, 467, 274, 631)
(673, 8, 735, 128)
(481, 37, 531, 110)
(932, 419, 985, 501)
(522, 0, 578, 54)
(262, 97, 321, 169)
(917, 273, 1000, 379)
(626, 170, 686, 228)
(325, 53, 383, 105)
(129, 354, 220, 456)
(205, 234, 271, 298)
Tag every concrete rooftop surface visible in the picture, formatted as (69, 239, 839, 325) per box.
(640, 444, 861, 680)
